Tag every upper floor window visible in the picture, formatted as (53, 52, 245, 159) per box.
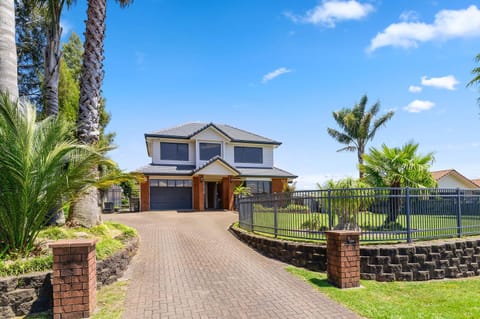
(200, 143, 221, 161)
(160, 142, 188, 161)
(234, 146, 263, 164)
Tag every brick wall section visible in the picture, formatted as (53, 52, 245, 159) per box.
(230, 225, 480, 282)
(326, 231, 360, 288)
(271, 178, 286, 193)
(49, 239, 98, 319)
(140, 176, 150, 211)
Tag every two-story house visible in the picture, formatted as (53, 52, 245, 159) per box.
(137, 122, 296, 211)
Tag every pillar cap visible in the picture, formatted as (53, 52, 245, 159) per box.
(48, 238, 98, 248)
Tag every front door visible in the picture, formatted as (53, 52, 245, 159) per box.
(205, 181, 223, 209)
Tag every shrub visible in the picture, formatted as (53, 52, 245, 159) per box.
(0, 94, 105, 257)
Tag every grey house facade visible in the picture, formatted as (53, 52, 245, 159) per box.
(138, 122, 296, 211)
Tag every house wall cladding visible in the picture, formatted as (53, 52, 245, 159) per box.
(0, 238, 138, 318)
(230, 225, 480, 282)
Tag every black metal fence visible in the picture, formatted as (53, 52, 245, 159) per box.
(237, 188, 480, 243)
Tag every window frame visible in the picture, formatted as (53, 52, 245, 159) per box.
(160, 142, 189, 161)
(234, 146, 263, 164)
(199, 142, 222, 161)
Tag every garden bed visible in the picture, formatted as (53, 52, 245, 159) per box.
(0, 222, 139, 317)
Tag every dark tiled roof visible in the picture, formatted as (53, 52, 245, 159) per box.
(237, 167, 297, 178)
(137, 163, 296, 178)
(137, 164, 195, 175)
(145, 122, 281, 145)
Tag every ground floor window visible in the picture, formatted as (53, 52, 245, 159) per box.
(150, 179, 192, 187)
(246, 180, 271, 194)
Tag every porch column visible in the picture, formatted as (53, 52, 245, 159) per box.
(193, 175, 204, 211)
(222, 176, 232, 210)
(140, 176, 150, 211)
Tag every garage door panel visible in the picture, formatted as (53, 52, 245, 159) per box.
(150, 187, 192, 210)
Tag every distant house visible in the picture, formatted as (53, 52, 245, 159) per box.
(137, 122, 296, 211)
(473, 179, 480, 188)
(431, 169, 480, 189)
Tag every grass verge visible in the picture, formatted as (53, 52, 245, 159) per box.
(286, 266, 480, 319)
(21, 280, 129, 319)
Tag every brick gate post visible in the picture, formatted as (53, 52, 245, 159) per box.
(325, 231, 360, 289)
(49, 239, 98, 319)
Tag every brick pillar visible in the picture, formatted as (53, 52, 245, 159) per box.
(325, 231, 360, 289)
(140, 176, 150, 211)
(222, 176, 232, 210)
(49, 239, 98, 319)
(271, 178, 286, 193)
(193, 175, 204, 211)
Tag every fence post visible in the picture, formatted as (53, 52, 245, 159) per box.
(405, 187, 412, 243)
(274, 193, 278, 238)
(328, 189, 333, 230)
(456, 188, 462, 238)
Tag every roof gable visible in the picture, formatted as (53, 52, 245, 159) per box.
(193, 156, 240, 176)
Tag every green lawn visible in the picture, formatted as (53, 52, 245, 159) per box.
(287, 266, 480, 319)
(248, 208, 480, 243)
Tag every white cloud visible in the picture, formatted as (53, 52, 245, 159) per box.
(421, 75, 458, 90)
(408, 85, 422, 93)
(286, 0, 374, 28)
(368, 5, 480, 52)
(399, 10, 420, 22)
(262, 67, 292, 83)
(403, 99, 435, 113)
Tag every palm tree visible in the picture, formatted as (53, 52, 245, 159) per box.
(68, 0, 132, 227)
(467, 53, 480, 106)
(360, 142, 436, 224)
(0, 93, 106, 256)
(0, 0, 19, 99)
(43, 0, 77, 116)
(327, 95, 394, 179)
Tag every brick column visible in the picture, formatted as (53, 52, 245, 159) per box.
(140, 176, 150, 211)
(193, 175, 204, 211)
(49, 239, 98, 319)
(325, 231, 360, 289)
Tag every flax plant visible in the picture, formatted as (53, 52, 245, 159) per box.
(0, 93, 107, 257)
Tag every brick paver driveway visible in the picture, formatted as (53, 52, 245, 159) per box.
(106, 211, 360, 319)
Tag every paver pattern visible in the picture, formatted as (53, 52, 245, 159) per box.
(106, 211, 360, 319)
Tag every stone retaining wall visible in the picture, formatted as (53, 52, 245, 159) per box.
(0, 237, 138, 318)
(230, 225, 480, 282)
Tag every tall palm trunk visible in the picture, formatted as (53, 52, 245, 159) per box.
(44, 13, 62, 116)
(68, 0, 106, 227)
(0, 0, 19, 99)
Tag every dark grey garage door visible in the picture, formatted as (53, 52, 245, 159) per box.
(150, 186, 192, 210)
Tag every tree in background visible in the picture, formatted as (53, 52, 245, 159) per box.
(0, 0, 19, 98)
(69, 0, 132, 227)
(327, 95, 394, 179)
(15, 1, 47, 106)
(360, 142, 436, 224)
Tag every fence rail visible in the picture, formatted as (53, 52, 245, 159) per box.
(237, 188, 480, 243)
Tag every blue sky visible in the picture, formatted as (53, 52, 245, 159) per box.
(62, 0, 480, 189)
